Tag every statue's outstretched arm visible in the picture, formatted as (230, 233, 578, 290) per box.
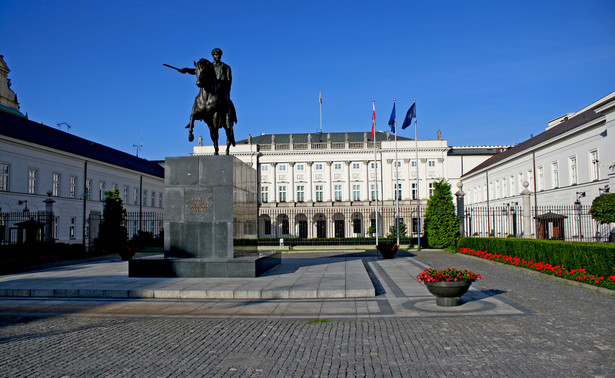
(180, 68, 196, 75)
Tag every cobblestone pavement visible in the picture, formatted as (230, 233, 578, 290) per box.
(0, 250, 613, 377)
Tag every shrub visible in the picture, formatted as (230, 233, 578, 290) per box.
(457, 237, 615, 277)
(97, 189, 128, 252)
(424, 179, 459, 249)
(590, 193, 615, 224)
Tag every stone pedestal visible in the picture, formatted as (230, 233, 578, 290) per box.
(129, 155, 280, 278)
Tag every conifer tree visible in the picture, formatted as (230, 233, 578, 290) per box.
(424, 179, 459, 249)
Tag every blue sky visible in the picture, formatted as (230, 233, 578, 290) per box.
(2, 0, 614, 160)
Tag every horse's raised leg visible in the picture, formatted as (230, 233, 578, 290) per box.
(186, 117, 195, 142)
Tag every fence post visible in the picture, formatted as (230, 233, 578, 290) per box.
(455, 181, 465, 237)
(521, 181, 531, 239)
(44, 191, 55, 243)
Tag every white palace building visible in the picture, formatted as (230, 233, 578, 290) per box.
(194, 132, 506, 239)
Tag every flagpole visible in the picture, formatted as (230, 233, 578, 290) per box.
(413, 99, 420, 251)
(319, 91, 323, 134)
(373, 100, 378, 246)
(393, 100, 400, 246)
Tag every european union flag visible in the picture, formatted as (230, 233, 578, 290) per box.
(401, 102, 416, 130)
(388, 102, 396, 133)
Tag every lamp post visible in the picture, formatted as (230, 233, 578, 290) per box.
(575, 191, 585, 240)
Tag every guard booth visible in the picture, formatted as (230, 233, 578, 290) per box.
(15, 219, 44, 245)
(535, 212, 567, 240)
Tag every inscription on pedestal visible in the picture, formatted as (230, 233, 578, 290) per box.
(186, 197, 210, 212)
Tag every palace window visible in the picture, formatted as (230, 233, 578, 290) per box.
(278, 185, 287, 202)
(0, 163, 9, 191)
(352, 184, 361, 201)
(315, 163, 323, 171)
(100, 181, 106, 201)
(334, 184, 342, 201)
(569, 156, 578, 185)
(261, 165, 269, 172)
(123, 186, 129, 203)
(52, 173, 61, 196)
(296, 164, 305, 171)
(552, 162, 559, 188)
(296, 185, 305, 202)
(70, 176, 78, 198)
(261, 186, 269, 203)
(537, 166, 544, 191)
(315, 185, 324, 201)
(28, 168, 38, 194)
(412, 183, 418, 200)
(590, 150, 599, 181)
(352, 163, 360, 170)
(394, 183, 402, 200)
(133, 187, 139, 204)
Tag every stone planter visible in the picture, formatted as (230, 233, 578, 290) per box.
(377, 244, 398, 259)
(424, 280, 473, 307)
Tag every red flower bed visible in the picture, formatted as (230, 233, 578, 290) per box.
(459, 247, 615, 291)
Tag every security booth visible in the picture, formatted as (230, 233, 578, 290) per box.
(15, 219, 44, 245)
(535, 212, 567, 240)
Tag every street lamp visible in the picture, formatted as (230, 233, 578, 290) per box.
(575, 192, 585, 240)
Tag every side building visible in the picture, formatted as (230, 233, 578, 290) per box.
(194, 132, 506, 239)
(0, 110, 165, 246)
(461, 91, 615, 240)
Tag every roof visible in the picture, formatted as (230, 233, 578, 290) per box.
(0, 110, 164, 178)
(237, 131, 412, 144)
(462, 93, 615, 177)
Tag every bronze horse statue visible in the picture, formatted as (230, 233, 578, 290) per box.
(186, 59, 236, 155)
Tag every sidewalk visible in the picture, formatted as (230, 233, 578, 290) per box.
(0, 252, 531, 319)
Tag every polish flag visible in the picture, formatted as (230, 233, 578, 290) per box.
(371, 102, 376, 138)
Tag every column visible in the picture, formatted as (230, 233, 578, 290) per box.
(346, 161, 352, 201)
(272, 162, 278, 203)
(289, 162, 295, 203)
(307, 162, 314, 203)
(364, 160, 370, 201)
(326, 161, 333, 201)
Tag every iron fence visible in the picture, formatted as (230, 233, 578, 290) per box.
(462, 205, 612, 242)
(0, 211, 52, 245)
(124, 211, 163, 239)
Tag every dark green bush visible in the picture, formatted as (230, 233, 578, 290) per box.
(457, 237, 615, 277)
(424, 179, 459, 249)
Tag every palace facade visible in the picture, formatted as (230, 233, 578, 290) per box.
(194, 132, 506, 238)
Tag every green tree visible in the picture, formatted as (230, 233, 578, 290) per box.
(387, 220, 407, 240)
(97, 189, 128, 252)
(423, 179, 459, 249)
(589, 193, 615, 224)
(367, 225, 375, 237)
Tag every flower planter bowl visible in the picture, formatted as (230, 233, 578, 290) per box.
(424, 280, 473, 307)
(377, 244, 398, 259)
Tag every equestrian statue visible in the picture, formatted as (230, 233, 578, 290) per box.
(165, 48, 237, 155)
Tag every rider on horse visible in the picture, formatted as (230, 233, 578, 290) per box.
(177, 48, 237, 153)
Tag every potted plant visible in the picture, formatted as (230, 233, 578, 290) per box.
(118, 243, 138, 261)
(376, 243, 399, 259)
(416, 268, 482, 307)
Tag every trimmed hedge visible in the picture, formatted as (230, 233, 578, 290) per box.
(457, 237, 615, 277)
